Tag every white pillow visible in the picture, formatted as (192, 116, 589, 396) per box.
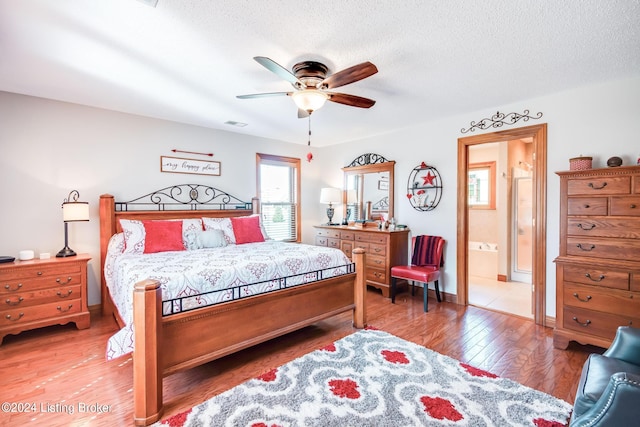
(202, 217, 236, 244)
(119, 218, 203, 254)
(185, 229, 227, 250)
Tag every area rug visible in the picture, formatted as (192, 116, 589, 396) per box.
(156, 328, 572, 427)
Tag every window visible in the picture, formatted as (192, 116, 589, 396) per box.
(256, 153, 301, 241)
(468, 161, 496, 209)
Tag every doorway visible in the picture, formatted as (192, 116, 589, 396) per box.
(456, 124, 547, 325)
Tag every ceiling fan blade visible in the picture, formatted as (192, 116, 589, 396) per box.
(327, 93, 376, 108)
(321, 61, 378, 89)
(236, 92, 292, 99)
(298, 108, 310, 119)
(253, 56, 302, 86)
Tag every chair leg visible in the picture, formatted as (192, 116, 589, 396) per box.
(434, 279, 442, 302)
(423, 282, 428, 312)
(391, 277, 397, 304)
(411, 280, 415, 296)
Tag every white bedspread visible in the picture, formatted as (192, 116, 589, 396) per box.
(104, 235, 352, 360)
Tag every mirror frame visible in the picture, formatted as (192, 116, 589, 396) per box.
(342, 158, 395, 223)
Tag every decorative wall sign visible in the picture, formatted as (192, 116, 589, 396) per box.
(461, 110, 543, 134)
(160, 156, 221, 176)
(406, 162, 442, 211)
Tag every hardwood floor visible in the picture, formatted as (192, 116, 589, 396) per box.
(0, 288, 602, 426)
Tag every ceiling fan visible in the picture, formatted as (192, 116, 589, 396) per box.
(237, 56, 378, 118)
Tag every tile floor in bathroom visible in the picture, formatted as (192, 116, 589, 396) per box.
(468, 275, 533, 319)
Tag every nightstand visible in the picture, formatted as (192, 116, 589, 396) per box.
(0, 254, 91, 345)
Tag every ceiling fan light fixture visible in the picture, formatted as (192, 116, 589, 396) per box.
(291, 90, 328, 113)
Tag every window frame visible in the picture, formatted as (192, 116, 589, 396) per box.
(468, 161, 496, 210)
(256, 153, 301, 242)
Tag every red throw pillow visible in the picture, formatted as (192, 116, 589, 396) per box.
(142, 220, 185, 253)
(231, 215, 265, 244)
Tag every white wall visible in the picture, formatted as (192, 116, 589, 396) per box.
(2, 75, 639, 316)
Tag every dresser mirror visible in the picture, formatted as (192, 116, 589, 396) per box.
(342, 154, 395, 223)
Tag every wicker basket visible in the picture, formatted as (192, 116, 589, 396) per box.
(569, 156, 592, 171)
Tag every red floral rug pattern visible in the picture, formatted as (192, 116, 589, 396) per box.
(155, 329, 571, 426)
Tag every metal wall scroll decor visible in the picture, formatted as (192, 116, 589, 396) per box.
(406, 162, 442, 211)
(461, 110, 543, 134)
(160, 156, 221, 176)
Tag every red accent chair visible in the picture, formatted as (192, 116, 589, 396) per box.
(390, 235, 444, 312)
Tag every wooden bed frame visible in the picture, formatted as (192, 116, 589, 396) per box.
(98, 191, 366, 426)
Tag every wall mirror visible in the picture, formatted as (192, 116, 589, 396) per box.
(342, 154, 395, 223)
(468, 161, 496, 209)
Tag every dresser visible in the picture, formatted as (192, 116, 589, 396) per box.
(314, 225, 409, 297)
(0, 254, 91, 345)
(554, 166, 640, 349)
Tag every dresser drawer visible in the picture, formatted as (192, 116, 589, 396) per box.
(567, 217, 640, 239)
(367, 254, 387, 269)
(327, 238, 341, 250)
(1, 299, 81, 325)
(3, 284, 82, 309)
(354, 232, 388, 244)
(315, 236, 329, 247)
(563, 265, 629, 290)
(632, 274, 640, 292)
(610, 196, 640, 216)
(1, 263, 82, 281)
(316, 229, 340, 239)
(366, 268, 386, 284)
(566, 237, 640, 262)
(567, 198, 607, 215)
(567, 176, 631, 196)
(340, 231, 355, 240)
(1, 273, 83, 295)
(353, 242, 370, 252)
(369, 243, 387, 257)
(563, 306, 635, 340)
(341, 241, 354, 258)
(563, 283, 640, 317)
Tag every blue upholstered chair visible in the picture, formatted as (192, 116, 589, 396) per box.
(390, 235, 444, 312)
(570, 326, 640, 426)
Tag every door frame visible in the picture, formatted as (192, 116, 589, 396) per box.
(456, 124, 547, 325)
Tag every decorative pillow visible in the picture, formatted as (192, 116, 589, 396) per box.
(202, 217, 236, 244)
(184, 229, 227, 250)
(231, 215, 266, 244)
(119, 218, 202, 253)
(142, 220, 184, 253)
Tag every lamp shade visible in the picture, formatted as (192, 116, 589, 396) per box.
(292, 89, 328, 112)
(62, 202, 90, 222)
(320, 187, 342, 204)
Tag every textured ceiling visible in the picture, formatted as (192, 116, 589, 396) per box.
(1, 0, 639, 146)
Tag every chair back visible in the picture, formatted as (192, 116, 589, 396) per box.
(411, 235, 445, 267)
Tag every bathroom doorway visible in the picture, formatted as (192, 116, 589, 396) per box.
(456, 124, 547, 325)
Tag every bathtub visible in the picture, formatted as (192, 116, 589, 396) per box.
(468, 241, 498, 279)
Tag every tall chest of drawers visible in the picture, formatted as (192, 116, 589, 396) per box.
(0, 254, 91, 345)
(554, 166, 640, 349)
(314, 225, 409, 297)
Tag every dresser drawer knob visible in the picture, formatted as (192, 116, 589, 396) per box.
(57, 290, 73, 298)
(577, 223, 596, 230)
(5, 313, 24, 322)
(4, 283, 23, 292)
(56, 277, 72, 284)
(57, 304, 73, 313)
(37, 271, 43, 276)
(631, 204, 637, 209)
(576, 243, 596, 251)
(587, 182, 607, 190)
(5, 297, 24, 306)
(572, 293, 592, 302)
(585, 273, 605, 282)
(572, 317, 592, 327)
(583, 204, 590, 209)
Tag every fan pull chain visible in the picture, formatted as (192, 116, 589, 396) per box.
(308, 114, 312, 146)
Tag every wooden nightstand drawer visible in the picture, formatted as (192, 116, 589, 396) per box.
(567, 176, 631, 196)
(2, 299, 81, 325)
(567, 198, 607, 215)
(1, 263, 82, 282)
(2, 273, 83, 294)
(563, 265, 629, 290)
(3, 284, 82, 309)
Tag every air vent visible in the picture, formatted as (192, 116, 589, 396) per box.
(224, 121, 248, 127)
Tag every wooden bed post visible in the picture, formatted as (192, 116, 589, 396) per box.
(99, 194, 116, 315)
(133, 280, 163, 426)
(352, 248, 367, 328)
